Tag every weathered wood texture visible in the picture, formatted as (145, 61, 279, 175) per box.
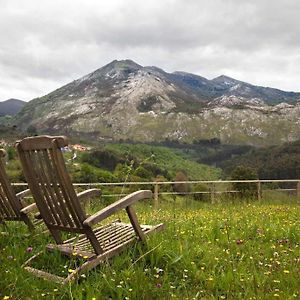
(16, 135, 164, 284)
(0, 149, 36, 230)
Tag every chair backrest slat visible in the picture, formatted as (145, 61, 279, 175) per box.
(16, 136, 87, 232)
(52, 146, 87, 223)
(32, 150, 64, 226)
(49, 147, 83, 226)
(0, 150, 22, 219)
(0, 185, 16, 218)
(40, 150, 75, 227)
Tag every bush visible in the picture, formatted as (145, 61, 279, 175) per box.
(74, 163, 117, 183)
(154, 175, 172, 193)
(230, 166, 258, 198)
(5, 159, 26, 183)
(173, 171, 190, 195)
(193, 183, 210, 202)
(133, 166, 153, 181)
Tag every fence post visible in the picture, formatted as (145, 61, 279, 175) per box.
(154, 183, 159, 208)
(210, 183, 215, 204)
(297, 181, 300, 200)
(257, 180, 262, 202)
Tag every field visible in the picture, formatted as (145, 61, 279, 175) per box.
(1, 194, 300, 299)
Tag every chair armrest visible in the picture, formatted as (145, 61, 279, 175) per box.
(77, 188, 101, 202)
(20, 203, 37, 214)
(83, 190, 152, 227)
(16, 189, 31, 200)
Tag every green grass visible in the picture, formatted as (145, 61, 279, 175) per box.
(1, 195, 300, 299)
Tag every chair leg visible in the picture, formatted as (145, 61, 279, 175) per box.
(48, 227, 63, 244)
(0, 219, 8, 232)
(21, 214, 35, 231)
(126, 205, 146, 241)
(84, 228, 104, 255)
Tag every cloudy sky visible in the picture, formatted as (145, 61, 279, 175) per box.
(0, 0, 299, 101)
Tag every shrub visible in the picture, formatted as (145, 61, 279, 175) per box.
(74, 163, 117, 183)
(230, 166, 258, 198)
(173, 171, 190, 195)
(193, 183, 210, 202)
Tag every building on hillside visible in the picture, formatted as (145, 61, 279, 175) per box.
(71, 144, 88, 152)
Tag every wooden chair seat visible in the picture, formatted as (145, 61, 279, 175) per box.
(46, 221, 159, 259)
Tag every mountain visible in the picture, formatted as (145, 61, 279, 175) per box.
(15, 60, 300, 145)
(0, 99, 26, 116)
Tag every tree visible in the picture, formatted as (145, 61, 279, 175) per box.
(193, 183, 210, 202)
(6, 147, 16, 160)
(230, 166, 258, 198)
(173, 171, 190, 195)
(27, 125, 38, 136)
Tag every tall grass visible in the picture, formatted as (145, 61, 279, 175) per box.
(1, 195, 299, 299)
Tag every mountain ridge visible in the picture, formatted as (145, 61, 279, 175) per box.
(14, 59, 300, 145)
(0, 99, 26, 116)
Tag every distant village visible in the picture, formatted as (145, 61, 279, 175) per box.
(63, 144, 89, 152)
(0, 139, 89, 152)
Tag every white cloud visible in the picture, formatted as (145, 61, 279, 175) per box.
(0, 0, 300, 100)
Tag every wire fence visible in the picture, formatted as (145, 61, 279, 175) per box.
(12, 179, 300, 206)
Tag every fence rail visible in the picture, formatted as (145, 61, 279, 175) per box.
(12, 179, 300, 206)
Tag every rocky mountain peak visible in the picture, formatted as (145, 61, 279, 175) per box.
(212, 75, 240, 87)
(14, 59, 300, 146)
(104, 59, 142, 72)
(80, 59, 143, 82)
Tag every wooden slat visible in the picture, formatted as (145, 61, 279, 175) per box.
(49, 146, 83, 227)
(74, 225, 135, 252)
(0, 160, 22, 217)
(0, 188, 15, 217)
(24, 266, 65, 284)
(46, 244, 96, 259)
(46, 223, 86, 233)
(18, 148, 54, 225)
(52, 142, 86, 222)
(92, 227, 132, 250)
(0, 149, 34, 230)
(101, 230, 136, 251)
(45, 151, 79, 229)
(63, 221, 117, 244)
(64, 237, 142, 283)
(42, 150, 75, 227)
(31, 150, 62, 226)
(18, 135, 68, 151)
(93, 224, 131, 242)
(65, 224, 134, 252)
(36, 150, 69, 227)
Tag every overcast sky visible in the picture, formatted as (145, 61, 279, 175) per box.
(0, 0, 299, 101)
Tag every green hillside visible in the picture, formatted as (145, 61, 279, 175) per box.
(102, 143, 221, 180)
(219, 140, 300, 179)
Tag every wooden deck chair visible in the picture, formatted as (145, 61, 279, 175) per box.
(0, 149, 37, 231)
(15, 135, 164, 284)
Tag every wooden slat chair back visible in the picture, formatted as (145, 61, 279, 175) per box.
(0, 149, 34, 230)
(15, 136, 93, 243)
(16, 135, 164, 284)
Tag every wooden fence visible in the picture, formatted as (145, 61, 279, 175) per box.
(13, 179, 300, 207)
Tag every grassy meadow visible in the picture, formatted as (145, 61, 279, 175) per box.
(1, 193, 300, 300)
